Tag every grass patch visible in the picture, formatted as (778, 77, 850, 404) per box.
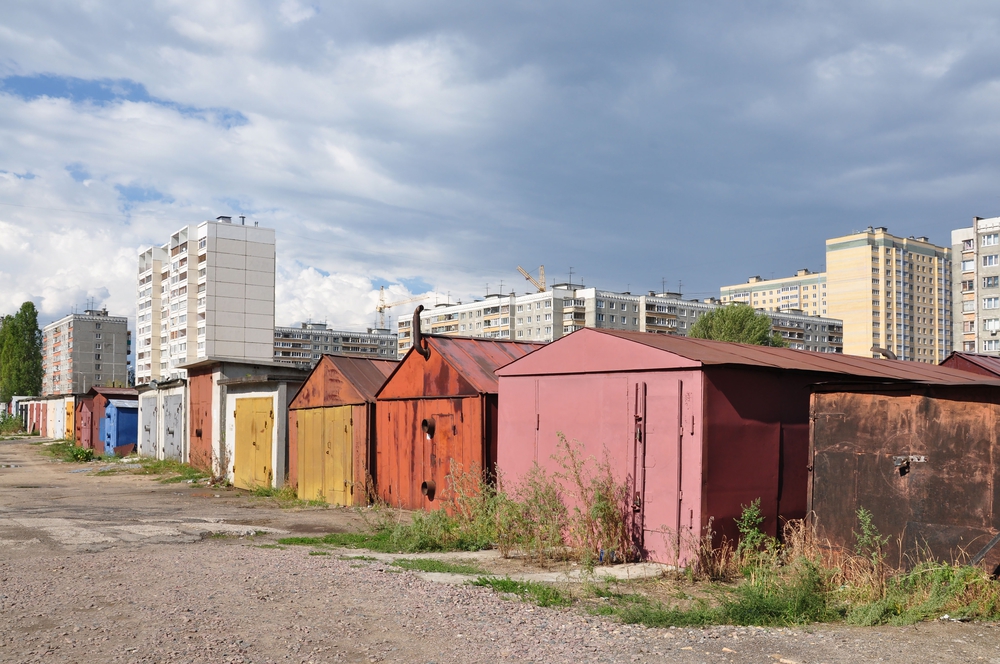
(390, 558, 488, 575)
(39, 440, 99, 463)
(471, 576, 571, 608)
(309, 550, 330, 556)
(130, 458, 210, 483)
(248, 484, 328, 508)
(339, 555, 377, 561)
(255, 544, 286, 550)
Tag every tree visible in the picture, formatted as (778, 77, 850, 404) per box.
(0, 302, 43, 401)
(688, 304, 787, 347)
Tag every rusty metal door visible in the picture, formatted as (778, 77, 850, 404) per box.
(162, 395, 182, 461)
(297, 408, 325, 500)
(235, 397, 274, 490)
(140, 395, 157, 458)
(324, 406, 352, 506)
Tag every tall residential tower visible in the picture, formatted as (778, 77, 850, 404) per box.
(136, 217, 275, 384)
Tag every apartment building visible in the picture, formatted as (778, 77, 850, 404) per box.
(136, 217, 275, 384)
(952, 216, 1000, 355)
(41, 308, 130, 395)
(273, 322, 397, 367)
(398, 285, 843, 356)
(826, 227, 951, 362)
(720, 269, 828, 316)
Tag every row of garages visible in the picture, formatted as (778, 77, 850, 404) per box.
(21, 388, 139, 455)
(16, 325, 1000, 570)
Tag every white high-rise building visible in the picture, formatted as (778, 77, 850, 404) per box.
(136, 216, 275, 384)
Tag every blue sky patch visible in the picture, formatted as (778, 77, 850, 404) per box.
(66, 163, 90, 182)
(1, 74, 247, 128)
(399, 277, 434, 294)
(115, 184, 173, 204)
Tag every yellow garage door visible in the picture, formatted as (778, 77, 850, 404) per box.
(297, 409, 326, 501)
(65, 401, 74, 440)
(296, 406, 353, 505)
(325, 407, 352, 506)
(234, 397, 274, 491)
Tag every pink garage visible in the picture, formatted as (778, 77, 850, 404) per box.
(496, 328, 982, 565)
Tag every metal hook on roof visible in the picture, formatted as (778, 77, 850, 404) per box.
(413, 305, 430, 359)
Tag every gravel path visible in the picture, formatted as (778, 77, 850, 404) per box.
(2, 440, 1000, 663)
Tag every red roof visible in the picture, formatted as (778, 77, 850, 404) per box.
(940, 352, 1000, 378)
(498, 328, 998, 386)
(378, 335, 545, 399)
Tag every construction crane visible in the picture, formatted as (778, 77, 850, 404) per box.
(375, 286, 429, 329)
(517, 265, 546, 293)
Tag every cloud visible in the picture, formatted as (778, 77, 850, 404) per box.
(2, 0, 1000, 332)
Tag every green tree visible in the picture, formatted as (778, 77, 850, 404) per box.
(0, 302, 43, 401)
(689, 304, 787, 347)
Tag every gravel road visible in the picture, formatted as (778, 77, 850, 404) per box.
(2, 439, 999, 663)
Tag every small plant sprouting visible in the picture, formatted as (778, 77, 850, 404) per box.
(735, 498, 766, 554)
(853, 507, 888, 565)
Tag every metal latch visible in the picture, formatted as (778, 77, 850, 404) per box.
(893, 455, 927, 477)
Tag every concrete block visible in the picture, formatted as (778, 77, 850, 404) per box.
(244, 314, 273, 331)
(214, 340, 245, 357)
(245, 227, 275, 245)
(245, 299, 273, 316)
(213, 252, 245, 270)
(245, 241, 275, 258)
(215, 238, 247, 255)
(215, 297, 245, 313)
(246, 285, 274, 301)
(215, 282, 245, 299)
(216, 311, 246, 328)
(215, 326, 246, 342)
(215, 267, 244, 285)
(213, 224, 247, 241)
(246, 256, 274, 273)
(244, 270, 274, 287)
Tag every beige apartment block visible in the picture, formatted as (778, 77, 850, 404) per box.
(720, 269, 828, 316)
(136, 216, 275, 384)
(952, 216, 1000, 355)
(826, 227, 951, 362)
(42, 308, 130, 395)
(398, 285, 843, 357)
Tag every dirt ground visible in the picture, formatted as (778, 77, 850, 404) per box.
(2, 438, 999, 663)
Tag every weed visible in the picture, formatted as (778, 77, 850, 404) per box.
(132, 458, 209, 484)
(338, 555, 377, 561)
(249, 483, 330, 508)
(471, 577, 570, 607)
(553, 433, 633, 564)
(309, 550, 330, 556)
(255, 544, 286, 550)
(390, 558, 487, 575)
(40, 441, 97, 463)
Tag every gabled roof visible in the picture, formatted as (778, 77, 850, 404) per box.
(290, 355, 398, 409)
(940, 351, 1000, 378)
(497, 328, 998, 386)
(106, 399, 138, 409)
(378, 336, 544, 399)
(85, 386, 139, 399)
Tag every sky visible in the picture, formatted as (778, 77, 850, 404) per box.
(2, 1, 1000, 331)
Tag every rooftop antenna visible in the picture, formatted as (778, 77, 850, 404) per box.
(568, 267, 574, 285)
(678, 280, 683, 295)
(499, 279, 504, 293)
(662, 277, 666, 294)
(254, 221, 258, 227)
(240, 215, 245, 225)
(486, 283, 490, 296)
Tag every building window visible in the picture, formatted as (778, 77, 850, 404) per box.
(984, 297, 1000, 310)
(984, 255, 999, 267)
(94, 364, 101, 371)
(985, 277, 999, 288)
(597, 314, 605, 322)
(984, 234, 999, 247)
(94, 354, 101, 360)
(963, 260, 975, 271)
(95, 333, 101, 339)
(95, 343, 102, 350)
(984, 340, 1000, 351)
